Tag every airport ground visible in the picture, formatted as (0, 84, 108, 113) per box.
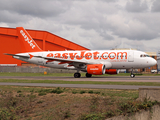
(0, 72, 160, 89)
(0, 72, 160, 119)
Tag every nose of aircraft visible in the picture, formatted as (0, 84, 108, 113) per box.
(151, 59, 157, 66)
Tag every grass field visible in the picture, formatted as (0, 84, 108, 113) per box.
(0, 72, 159, 119)
(0, 86, 159, 120)
(0, 79, 160, 86)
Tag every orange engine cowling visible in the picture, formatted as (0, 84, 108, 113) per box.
(105, 69, 118, 74)
(87, 64, 105, 75)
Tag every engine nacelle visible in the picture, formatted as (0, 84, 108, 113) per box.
(87, 64, 105, 75)
(105, 69, 118, 74)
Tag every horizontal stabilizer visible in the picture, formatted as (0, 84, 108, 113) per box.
(4, 53, 30, 59)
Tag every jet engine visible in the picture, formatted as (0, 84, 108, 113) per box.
(105, 69, 118, 74)
(86, 64, 105, 75)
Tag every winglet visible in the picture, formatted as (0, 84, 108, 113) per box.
(29, 54, 34, 59)
(16, 27, 43, 52)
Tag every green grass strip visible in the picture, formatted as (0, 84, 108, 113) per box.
(0, 72, 159, 77)
(0, 79, 160, 86)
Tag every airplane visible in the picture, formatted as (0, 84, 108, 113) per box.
(5, 27, 157, 78)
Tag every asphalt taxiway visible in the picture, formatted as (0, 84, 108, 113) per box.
(0, 76, 160, 89)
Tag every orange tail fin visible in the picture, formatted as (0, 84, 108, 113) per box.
(16, 27, 42, 52)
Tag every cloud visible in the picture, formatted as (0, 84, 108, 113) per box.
(0, 0, 72, 19)
(0, 0, 160, 52)
(0, 10, 31, 23)
(113, 17, 158, 40)
(151, 0, 160, 12)
(125, 0, 148, 12)
(0, 22, 9, 27)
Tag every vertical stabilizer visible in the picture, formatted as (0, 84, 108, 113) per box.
(16, 27, 42, 52)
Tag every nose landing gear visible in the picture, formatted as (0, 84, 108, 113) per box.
(130, 69, 135, 78)
(130, 74, 135, 78)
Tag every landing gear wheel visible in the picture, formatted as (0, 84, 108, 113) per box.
(130, 69, 135, 78)
(130, 74, 135, 78)
(86, 73, 92, 78)
(74, 73, 81, 78)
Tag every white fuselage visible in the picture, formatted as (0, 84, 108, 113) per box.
(14, 50, 157, 70)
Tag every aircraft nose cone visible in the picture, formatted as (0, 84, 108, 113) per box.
(151, 59, 157, 66)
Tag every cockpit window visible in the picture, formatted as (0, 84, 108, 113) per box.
(146, 55, 150, 57)
(140, 54, 150, 57)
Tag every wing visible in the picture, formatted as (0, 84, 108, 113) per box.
(5, 53, 112, 69)
(33, 55, 92, 65)
(33, 55, 112, 68)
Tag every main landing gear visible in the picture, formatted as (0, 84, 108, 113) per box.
(86, 73, 92, 78)
(74, 72, 92, 78)
(74, 72, 81, 78)
(130, 69, 135, 78)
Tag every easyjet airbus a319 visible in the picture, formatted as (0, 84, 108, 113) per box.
(5, 27, 157, 78)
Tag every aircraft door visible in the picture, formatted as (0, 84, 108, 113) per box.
(128, 51, 134, 62)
